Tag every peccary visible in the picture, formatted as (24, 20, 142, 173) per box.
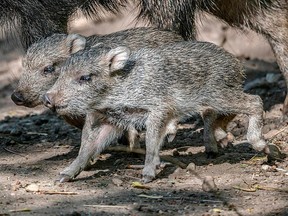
(45, 41, 277, 183)
(11, 27, 184, 128)
(2, 0, 288, 114)
(0, 0, 128, 49)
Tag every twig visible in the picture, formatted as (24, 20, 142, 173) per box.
(138, 194, 163, 199)
(232, 186, 257, 192)
(3, 147, 26, 157)
(255, 185, 288, 193)
(40, 191, 78, 195)
(26, 132, 48, 136)
(268, 125, 288, 141)
(107, 145, 187, 169)
(84, 204, 132, 209)
(9, 208, 31, 213)
(233, 185, 288, 193)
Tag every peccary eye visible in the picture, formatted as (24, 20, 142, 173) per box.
(43, 65, 55, 74)
(79, 74, 92, 83)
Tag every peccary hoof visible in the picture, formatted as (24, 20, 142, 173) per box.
(265, 144, 285, 161)
(58, 174, 73, 183)
(142, 175, 154, 184)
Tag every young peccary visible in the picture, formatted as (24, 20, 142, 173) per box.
(45, 41, 280, 183)
(11, 27, 184, 129)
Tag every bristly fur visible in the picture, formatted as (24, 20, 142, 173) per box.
(137, 0, 282, 39)
(0, 0, 282, 47)
(12, 27, 183, 127)
(0, 0, 128, 49)
(48, 40, 267, 181)
(4, 0, 288, 113)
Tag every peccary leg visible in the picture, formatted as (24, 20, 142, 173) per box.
(267, 37, 288, 115)
(220, 94, 267, 151)
(244, 96, 267, 152)
(218, 93, 282, 159)
(142, 113, 170, 183)
(59, 114, 121, 182)
(250, 6, 288, 115)
(165, 118, 178, 142)
(214, 114, 236, 148)
(128, 127, 140, 150)
(241, 95, 281, 159)
(201, 108, 219, 157)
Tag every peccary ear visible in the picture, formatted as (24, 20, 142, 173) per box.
(65, 34, 86, 54)
(105, 46, 130, 74)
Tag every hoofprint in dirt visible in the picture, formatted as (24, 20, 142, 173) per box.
(0, 60, 287, 216)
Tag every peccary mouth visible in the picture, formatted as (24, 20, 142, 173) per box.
(55, 104, 68, 111)
(25, 101, 40, 108)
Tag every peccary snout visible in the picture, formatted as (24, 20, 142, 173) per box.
(43, 93, 55, 110)
(11, 91, 25, 106)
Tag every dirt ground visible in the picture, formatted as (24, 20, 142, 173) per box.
(0, 13, 288, 216)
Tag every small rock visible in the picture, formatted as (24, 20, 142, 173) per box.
(261, 164, 270, 171)
(168, 167, 185, 179)
(112, 178, 123, 186)
(202, 176, 218, 192)
(186, 162, 196, 172)
(25, 183, 40, 192)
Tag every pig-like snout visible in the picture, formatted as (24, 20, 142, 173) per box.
(43, 92, 55, 110)
(11, 91, 25, 106)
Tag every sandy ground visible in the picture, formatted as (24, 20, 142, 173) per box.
(0, 10, 287, 216)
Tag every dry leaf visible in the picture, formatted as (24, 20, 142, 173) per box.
(132, 181, 151, 190)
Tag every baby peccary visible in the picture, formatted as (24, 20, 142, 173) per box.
(11, 28, 184, 150)
(45, 41, 282, 183)
(11, 27, 184, 112)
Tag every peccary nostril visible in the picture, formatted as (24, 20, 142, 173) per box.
(43, 94, 55, 110)
(11, 91, 25, 105)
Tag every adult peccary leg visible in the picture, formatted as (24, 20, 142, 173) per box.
(251, 6, 288, 115)
(0, 0, 127, 49)
(59, 113, 121, 182)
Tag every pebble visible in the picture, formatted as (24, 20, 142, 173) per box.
(261, 164, 270, 171)
(202, 176, 218, 192)
(25, 183, 40, 192)
(186, 162, 196, 172)
(112, 178, 123, 186)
